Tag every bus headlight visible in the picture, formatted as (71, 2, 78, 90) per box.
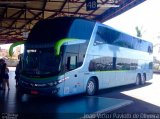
(47, 82, 55, 86)
(58, 79, 65, 83)
(47, 77, 69, 86)
(58, 77, 69, 83)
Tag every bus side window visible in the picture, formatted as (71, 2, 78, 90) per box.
(67, 56, 77, 71)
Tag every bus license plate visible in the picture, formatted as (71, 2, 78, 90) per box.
(31, 90, 39, 95)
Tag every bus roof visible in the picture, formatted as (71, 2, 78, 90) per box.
(26, 17, 95, 48)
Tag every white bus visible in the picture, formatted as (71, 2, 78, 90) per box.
(11, 17, 153, 97)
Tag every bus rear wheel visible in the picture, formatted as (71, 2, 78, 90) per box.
(135, 74, 141, 86)
(86, 78, 97, 96)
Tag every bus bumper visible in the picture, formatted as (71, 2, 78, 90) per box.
(18, 80, 63, 97)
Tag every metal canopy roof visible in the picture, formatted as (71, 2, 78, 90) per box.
(0, 0, 145, 44)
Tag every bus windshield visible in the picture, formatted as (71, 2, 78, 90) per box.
(22, 48, 61, 77)
(22, 17, 95, 77)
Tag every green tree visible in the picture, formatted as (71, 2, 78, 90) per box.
(135, 26, 146, 38)
(135, 26, 142, 37)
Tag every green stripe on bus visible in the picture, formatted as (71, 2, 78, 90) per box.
(54, 38, 76, 56)
(9, 41, 25, 56)
(94, 70, 130, 72)
(21, 75, 61, 81)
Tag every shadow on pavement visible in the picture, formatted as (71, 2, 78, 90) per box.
(97, 82, 160, 113)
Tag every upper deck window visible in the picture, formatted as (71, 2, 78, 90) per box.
(94, 26, 153, 53)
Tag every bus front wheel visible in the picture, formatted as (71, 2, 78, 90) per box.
(86, 78, 97, 96)
(141, 73, 146, 85)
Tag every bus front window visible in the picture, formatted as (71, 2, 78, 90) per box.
(23, 48, 61, 77)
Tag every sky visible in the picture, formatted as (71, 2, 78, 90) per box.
(104, 0, 160, 44)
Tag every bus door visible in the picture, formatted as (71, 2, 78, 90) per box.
(63, 53, 83, 95)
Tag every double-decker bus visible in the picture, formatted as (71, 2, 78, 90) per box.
(10, 17, 153, 97)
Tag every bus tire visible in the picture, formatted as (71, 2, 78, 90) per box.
(141, 73, 146, 85)
(86, 78, 97, 96)
(135, 74, 141, 86)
